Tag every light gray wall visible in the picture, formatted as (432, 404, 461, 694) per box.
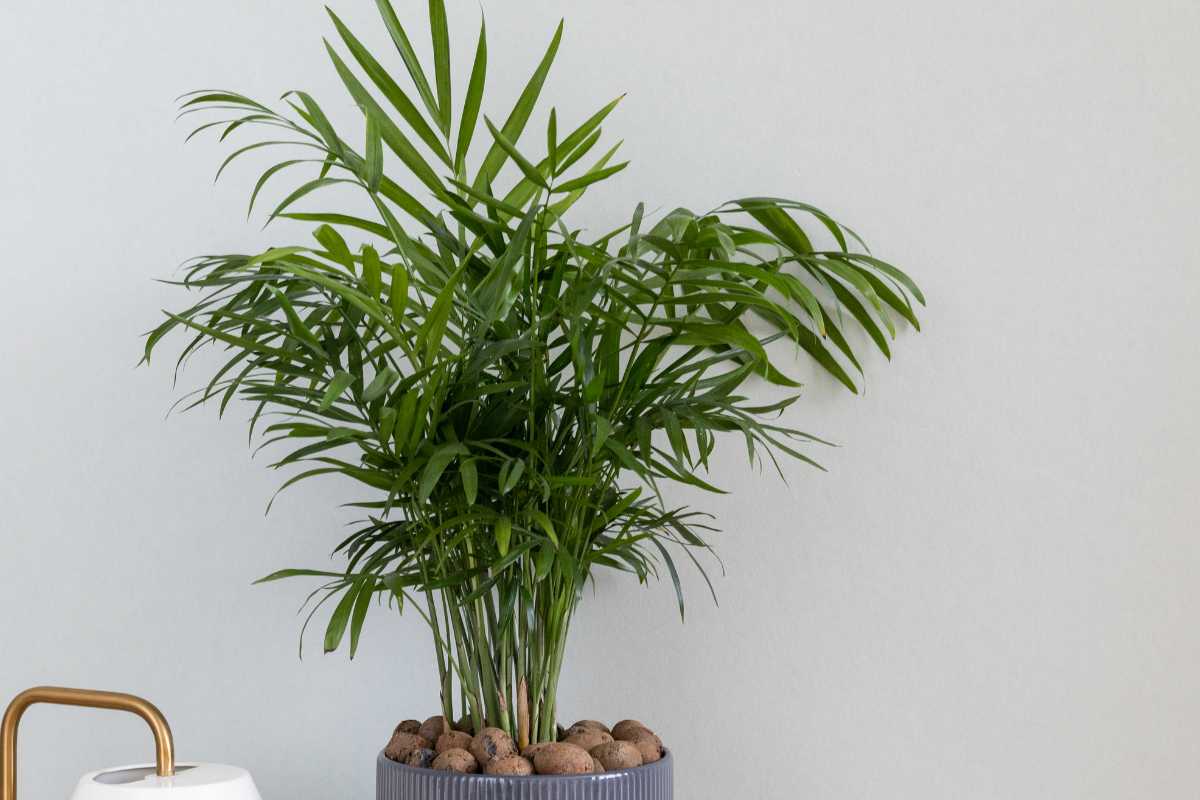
(2, 1, 1198, 798)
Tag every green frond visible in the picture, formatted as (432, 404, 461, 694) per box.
(150, 1, 923, 740)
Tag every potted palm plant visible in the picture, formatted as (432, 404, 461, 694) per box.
(145, 1, 924, 797)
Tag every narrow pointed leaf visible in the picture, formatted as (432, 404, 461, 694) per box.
(390, 262, 410, 320)
(363, 367, 399, 402)
(461, 458, 478, 505)
(362, 244, 383, 299)
(324, 42, 446, 200)
(423, 265, 465, 364)
(326, 9, 452, 166)
(323, 586, 357, 653)
(455, 17, 487, 173)
(484, 116, 548, 189)
(364, 110, 383, 191)
(319, 371, 357, 411)
(473, 20, 562, 190)
(348, 578, 374, 658)
(552, 160, 628, 193)
(428, 0, 452, 134)
(494, 516, 512, 556)
(419, 443, 468, 502)
(374, 0, 441, 126)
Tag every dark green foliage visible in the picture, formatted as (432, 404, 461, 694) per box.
(147, 0, 923, 742)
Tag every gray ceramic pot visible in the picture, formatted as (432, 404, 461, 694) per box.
(377, 750, 673, 800)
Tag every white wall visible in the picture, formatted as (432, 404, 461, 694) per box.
(2, 1, 1198, 798)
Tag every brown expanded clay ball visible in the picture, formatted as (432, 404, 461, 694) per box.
(520, 742, 552, 761)
(403, 748, 437, 769)
(484, 755, 534, 776)
(611, 720, 652, 742)
(590, 740, 644, 771)
(569, 719, 611, 734)
(384, 731, 432, 763)
(432, 748, 478, 773)
(590, 756, 606, 774)
(532, 742, 594, 775)
(394, 719, 422, 735)
(469, 727, 517, 766)
(563, 728, 613, 752)
(436, 731, 474, 754)
(625, 731, 664, 764)
(418, 716, 451, 746)
(453, 717, 474, 733)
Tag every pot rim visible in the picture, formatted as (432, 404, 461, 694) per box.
(376, 748, 672, 782)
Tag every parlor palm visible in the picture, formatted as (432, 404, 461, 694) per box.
(145, 0, 924, 746)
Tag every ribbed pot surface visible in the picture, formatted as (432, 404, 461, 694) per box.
(377, 750, 673, 800)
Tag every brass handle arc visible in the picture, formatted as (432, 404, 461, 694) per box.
(1, 686, 175, 800)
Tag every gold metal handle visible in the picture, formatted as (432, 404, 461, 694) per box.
(1, 686, 175, 800)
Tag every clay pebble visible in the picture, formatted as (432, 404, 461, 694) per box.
(386, 712, 666, 774)
(418, 716, 451, 745)
(469, 726, 517, 766)
(532, 742, 594, 775)
(403, 748, 437, 769)
(520, 742, 552, 761)
(485, 755, 534, 776)
(590, 740, 643, 770)
(432, 748, 478, 773)
(563, 729, 613, 751)
(611, 720, 652, 742)
(384, 731, 432, 763)
(625, 730, 663, 764)
(436, 731, 474, 754)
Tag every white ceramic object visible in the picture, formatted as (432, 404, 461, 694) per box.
(70, 764, 262, 800)
(2, 687, 262, 800)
